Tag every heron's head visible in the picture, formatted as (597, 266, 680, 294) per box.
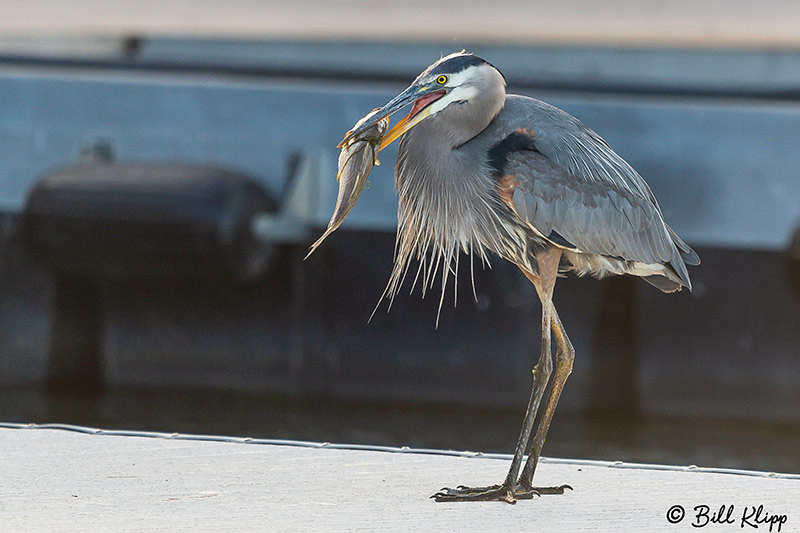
(340, 52, 506, 149)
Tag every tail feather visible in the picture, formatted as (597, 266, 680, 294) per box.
(643, 274, 683, 293)
(667, 224, 700, 266)
(647, 224, 699, 293)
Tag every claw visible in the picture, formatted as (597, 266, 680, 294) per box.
(453, 484, 501, 494)
(433, 484, 516, 503)
(432, 482, 570, 502)
(527, 483, 571, 495)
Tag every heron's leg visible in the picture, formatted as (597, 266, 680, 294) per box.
(432, 292, 553, 503)
(433, 247, 561, 503)
(517, 301, 575, 494)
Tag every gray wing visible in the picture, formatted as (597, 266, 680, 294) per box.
(503, 95, 663, 208)
(504, 149, 676, 264)
(486, 98, 697, 287)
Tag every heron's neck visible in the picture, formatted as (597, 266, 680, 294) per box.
(388, 118, 526, 318)
(393, 93, 525, 272)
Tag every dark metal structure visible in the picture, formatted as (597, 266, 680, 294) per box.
(0, 39, 799, 443)
(22, 161, 279, 392)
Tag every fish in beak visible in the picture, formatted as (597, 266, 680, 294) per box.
(306, 108, 389, 258)
(338, 83, 447, 150)
(307, 85, 446, 258)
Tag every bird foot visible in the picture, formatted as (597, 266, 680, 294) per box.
(431, 482, 571, 503)
(432, 483, 520, 503)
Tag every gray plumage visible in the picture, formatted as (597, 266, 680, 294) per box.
(381, 58, 698, 313)
(329, 52, 699, 502)
(481, 96, 699, 290)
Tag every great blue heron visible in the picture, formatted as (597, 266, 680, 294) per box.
(337, 52, 700, 503)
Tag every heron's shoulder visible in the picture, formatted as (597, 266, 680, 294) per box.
(486, 95, 590, 151)
(493, 94, 659, 206)
(500, 95, 577, 126)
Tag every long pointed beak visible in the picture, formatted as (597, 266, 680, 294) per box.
(338, 84, 431, 149)
(378, 90, 443, 150)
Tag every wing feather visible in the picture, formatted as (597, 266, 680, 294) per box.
(505, 149, 677, 267)
(484, 95, 698, 288)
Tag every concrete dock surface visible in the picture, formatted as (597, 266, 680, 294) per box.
(1, 424, 798, 532)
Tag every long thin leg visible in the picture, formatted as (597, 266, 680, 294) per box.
(433, 246, 562, 503)
(433, 290, 553, 503)
(518, 302, 575, 492)
(511, 262, 575, 496)
(500, 286, 554, 496)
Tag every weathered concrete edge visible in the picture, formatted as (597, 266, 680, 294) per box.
(2, 421, 798, 481)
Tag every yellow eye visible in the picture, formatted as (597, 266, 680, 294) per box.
(436, 75, 448, 85)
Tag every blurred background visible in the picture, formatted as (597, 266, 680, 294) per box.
(1, 1, 799, 473)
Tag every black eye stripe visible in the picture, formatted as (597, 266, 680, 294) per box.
(428, 54, 488, 76)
